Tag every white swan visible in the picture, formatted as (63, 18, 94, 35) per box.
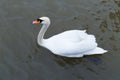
(32, 16, 107, 57)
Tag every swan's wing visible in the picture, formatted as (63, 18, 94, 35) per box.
(44, 37, 97, 57)
(44, 31, 97, 55)
(59, 35, 97, 54)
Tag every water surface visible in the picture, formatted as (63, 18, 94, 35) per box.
(0, 0, 120, 80)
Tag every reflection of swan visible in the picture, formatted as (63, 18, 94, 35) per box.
(33, 17, 107, 57)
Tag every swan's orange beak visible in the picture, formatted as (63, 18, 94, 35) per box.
(32, 20, 40, 24)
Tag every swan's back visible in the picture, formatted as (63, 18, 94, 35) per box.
(48, 30, 89, 42)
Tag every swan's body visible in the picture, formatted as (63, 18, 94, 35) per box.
(33, 17, 107, 57)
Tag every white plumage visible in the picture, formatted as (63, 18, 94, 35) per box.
(33, 17, 107, 57)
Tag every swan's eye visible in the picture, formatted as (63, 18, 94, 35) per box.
(37, 18, 43, 23)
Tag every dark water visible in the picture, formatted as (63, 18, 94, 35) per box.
(0, 0, 120, 80)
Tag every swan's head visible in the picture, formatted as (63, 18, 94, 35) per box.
(33, 16, 50, 25)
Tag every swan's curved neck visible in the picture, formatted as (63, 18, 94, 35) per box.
(37, 23, 49, 45)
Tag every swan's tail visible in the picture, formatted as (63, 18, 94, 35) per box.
(64, 47, 107, 57)
(84, 47, 108, 55)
